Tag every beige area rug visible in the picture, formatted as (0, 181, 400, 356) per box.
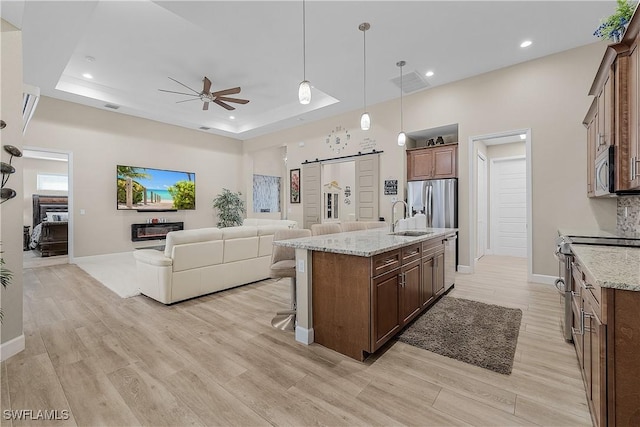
(74, 252, 140, 298)
(397, 296, 522, 375)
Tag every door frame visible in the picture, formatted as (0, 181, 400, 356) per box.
(476, 152, 488, 261)
(22, 146, 74, 262)
(466, 129, 533, 281)
(489, 155, 527, 258)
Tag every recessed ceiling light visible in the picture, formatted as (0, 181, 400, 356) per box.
(425, 71, 434, 77)
(229, 115, 235, 120)
(85, 56, 95, 62)
(520, 40, 532, 48)
(520, 134, 526, 140)
(82, 73, 93, 79)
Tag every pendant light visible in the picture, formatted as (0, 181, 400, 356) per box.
(397, 60, 407, 146)
(359, 22, 371, 130)
(298, 0, 311, 104)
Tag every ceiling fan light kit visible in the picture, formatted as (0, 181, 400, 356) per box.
(359, 22, 371, 131)
(397, 60, 406, 147)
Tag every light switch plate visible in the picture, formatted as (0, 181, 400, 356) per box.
(297, 259, 305, 273)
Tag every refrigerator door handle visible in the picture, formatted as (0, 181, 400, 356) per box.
(427, 183, 433, 228)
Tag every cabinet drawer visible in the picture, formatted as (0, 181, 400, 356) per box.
(372, 250, 401, 277)
(401, 243, 422, 264)
(573, 260, 601, 312)
(422, 238, 443, 257)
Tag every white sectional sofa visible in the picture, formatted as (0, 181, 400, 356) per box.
(133, 220, 297, 304)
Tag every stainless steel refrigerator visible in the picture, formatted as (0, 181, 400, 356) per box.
(407, 179, 457, 228)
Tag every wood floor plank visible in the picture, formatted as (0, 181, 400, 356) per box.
(1, 362, 12, 427)
(4, 256, 594, 426)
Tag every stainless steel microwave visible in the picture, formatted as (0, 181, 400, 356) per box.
(594, 145, 615, 196)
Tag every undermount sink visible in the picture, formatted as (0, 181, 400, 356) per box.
(389, 230, 434, 237)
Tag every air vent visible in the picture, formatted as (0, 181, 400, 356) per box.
(104, 103, 120, 110)
(390, 70, 430, 93)
(199, 126, 211, 131)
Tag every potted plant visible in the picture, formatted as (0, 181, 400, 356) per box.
(0, 248, 13, 323)
(594, 0, 638, 42)
(212, 188, 245, 228)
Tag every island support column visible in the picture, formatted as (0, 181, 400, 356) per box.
(295, 248, 314, 344)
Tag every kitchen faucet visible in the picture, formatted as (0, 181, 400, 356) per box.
(391, 200, 408, 232)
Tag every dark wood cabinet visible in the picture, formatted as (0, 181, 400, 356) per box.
(628, 38, 640, 189)
(407, 144, 458, 181)
(399, 259, 422, 325)
(584, 99, 597, 197)
(372, 269, 401, 349)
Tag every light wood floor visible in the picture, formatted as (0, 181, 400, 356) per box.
(1, 256, 592, 426)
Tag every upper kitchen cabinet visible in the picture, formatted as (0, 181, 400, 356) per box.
(407, 144, 458, 181)
(585, 7, 640, 194)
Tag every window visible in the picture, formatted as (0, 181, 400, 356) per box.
(37, 174, 68, 191)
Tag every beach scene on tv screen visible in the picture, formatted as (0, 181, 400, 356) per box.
(117, 165, 195, 210)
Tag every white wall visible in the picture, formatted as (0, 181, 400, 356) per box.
(1, 19, 25, 354)
(22, 157, 68, 227)
(243, 42, 618, 276)
(24, 97, 243, 257)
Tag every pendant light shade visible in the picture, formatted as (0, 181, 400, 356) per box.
(360, 112, 371, 130)
(299, 0, 311, 105)
(299, 80, 311, 104)
(397, 60, 406, 146)
(397, 131, 407, 146)
(359, 22, 371, 130)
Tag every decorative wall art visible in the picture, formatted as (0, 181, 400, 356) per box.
(252, 174, 281, 213)
(290, 168, 301, 203)
(325, 126, 351, 155)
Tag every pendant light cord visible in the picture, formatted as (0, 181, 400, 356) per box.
(400, 64, 404, 130)
(363, 27, 367, 111)
(302, 0, 306, 81)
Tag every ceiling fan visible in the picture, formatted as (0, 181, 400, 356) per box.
(159, 76, 249, 111)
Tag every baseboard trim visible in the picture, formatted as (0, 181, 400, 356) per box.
(530, 274, 557, 285)
(0, 334, 25, 362)
(457, 265, 473, 274)
(295, 326, 314, 345)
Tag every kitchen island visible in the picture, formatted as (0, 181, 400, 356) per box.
(274, 227, 457, 361)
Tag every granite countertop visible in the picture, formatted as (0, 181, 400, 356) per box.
(274, 228, 457, 257)
(570, 244, 640, 292)
(558, 228, 640, 239)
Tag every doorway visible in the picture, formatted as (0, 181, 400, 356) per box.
(467, 130, 532, 280)
(22, 148, 73, 267)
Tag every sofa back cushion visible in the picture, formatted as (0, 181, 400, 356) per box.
(222, 226, 259, 263)
(164, 228, 223, 258)
(173, 240, 224, 272)
(243, 218, 298, 228)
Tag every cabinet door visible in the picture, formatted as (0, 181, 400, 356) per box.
(587, 115, 597, 197)
(399, 260, 422, 325)
(407, 149, 434, 181)
(585, 296, 606, 427)
(422, 255, 435, 308)
(596, 73, 613, 156)
(433, 251, 445, 296)
(432, 145, 458, 179)
(372, 270, 401, 351)
(629, 43, 640, 189)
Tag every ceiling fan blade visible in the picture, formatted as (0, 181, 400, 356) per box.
(175, 98, 201, 104)
(216, 96, 249, 105)
(203, 77, 212, 94)
(211, 87, 241, 97)
(213, 99, 235, 111)
(203, 102, 209, 111)
(168, 77, 201, 95)
(159, 89, 200, 97)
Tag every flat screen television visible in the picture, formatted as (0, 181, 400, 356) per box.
(117, 165, 195, 211)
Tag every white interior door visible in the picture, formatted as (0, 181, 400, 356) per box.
(477, 154, 487, 259)
(302, 163, 321, 229)
(355, 155, 379, 221)
(490, 157, 527, 257)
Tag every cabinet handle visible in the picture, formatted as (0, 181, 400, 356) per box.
(406, 249, 420, 257)
(631, 157, 635, 181)
(399, 272, 405, 288)
(579, 279, 593, 290)
(380, 258, 397, 267)
(572, 308, 586, 336)
(634, 157, 640, 178)
(598, 133, 605, 146)
(571, 290, 580, 298)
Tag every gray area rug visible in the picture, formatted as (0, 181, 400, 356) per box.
(397, 296, 522, 375)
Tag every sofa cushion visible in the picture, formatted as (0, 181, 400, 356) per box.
(164, 228, 222, 258)
(173, 240, 224, 272)
(133, 249, 173, 266)
(224, 237, 259, 263)
(243, 218, 297, 228)
(221, 226, 258, 239)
